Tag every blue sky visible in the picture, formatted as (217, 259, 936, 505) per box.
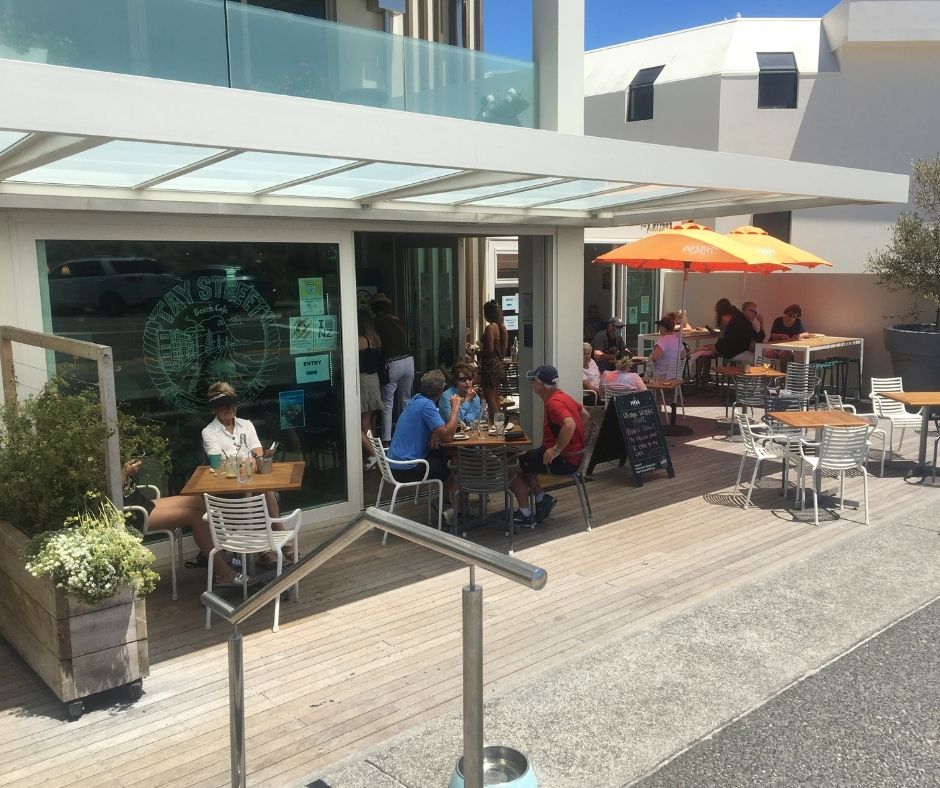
(484, 1, 838, 60)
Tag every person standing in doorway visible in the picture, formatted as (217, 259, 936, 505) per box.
(357, 308, 383, 470)
(371, 292, 414, 444)
(479, 299, 509, 424)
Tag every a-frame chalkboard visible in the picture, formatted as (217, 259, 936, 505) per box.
(587, 391, 675, 486)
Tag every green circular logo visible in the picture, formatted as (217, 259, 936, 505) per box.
(143, 274, 279, 412)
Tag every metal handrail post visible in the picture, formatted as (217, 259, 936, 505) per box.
(229, 626, 246, 788)
(463, 567, 484, 788)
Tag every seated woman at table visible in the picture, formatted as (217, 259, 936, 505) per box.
(581, 342, 601, 403)
(763, 303, 810, 372)
(650, 317, 688, 378)
(438, 362, 482, 426)
(201, 382, 286, 565)
(123, 459, 255, 588)
(715, 298, 760, 365)
(600, 354, 647, 397)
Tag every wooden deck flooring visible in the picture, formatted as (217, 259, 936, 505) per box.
(1, 398, 936, 787)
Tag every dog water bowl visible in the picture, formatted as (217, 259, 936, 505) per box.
(449, 746, 537, 787)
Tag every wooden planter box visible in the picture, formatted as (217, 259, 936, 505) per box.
(0, 519, 148, 717)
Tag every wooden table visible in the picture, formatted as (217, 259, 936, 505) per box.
(638, 329, 718, 355)
(180, 461, 305, 496)
(645, 377, 690, 436)
(755, 335, 864, 396)
(880, 391, 940, 479)
(768, 410, 869, 517)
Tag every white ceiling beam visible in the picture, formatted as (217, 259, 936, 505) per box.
(0, 59, 909, 206)
(0, 132, 107, 179)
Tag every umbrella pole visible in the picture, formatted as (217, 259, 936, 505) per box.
(662, 263, 693, 437)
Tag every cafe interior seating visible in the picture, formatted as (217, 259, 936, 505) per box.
(368, 431, 443, 545)
(202, 493, 301, 632)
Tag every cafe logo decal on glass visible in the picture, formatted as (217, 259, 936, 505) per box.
(143, 274, 280, 412)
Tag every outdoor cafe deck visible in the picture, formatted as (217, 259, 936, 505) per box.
(0, 395, 935, 788)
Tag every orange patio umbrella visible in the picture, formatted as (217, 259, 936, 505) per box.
(594, 223, 791, 370)
(726, 225, 832, 268)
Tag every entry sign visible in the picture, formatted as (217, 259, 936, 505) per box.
(614, 391, 674, 485)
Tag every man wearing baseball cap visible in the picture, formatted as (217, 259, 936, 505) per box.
(591, 316, 628, 373)
(509, 364, 589, 525)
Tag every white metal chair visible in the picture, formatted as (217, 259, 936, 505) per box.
(869, 377, 923, 453)
(203, 493, 301, 632)
(123, 484, 182, 601)
(824, 391, 887, 477)
(526, 419, 601, 535)
(775, 361, 819, 409)
(729, 375, 767, 437)
(368, 430, 443, 545)
(794, 425, 870, 526)
(734, 413, 801, 508)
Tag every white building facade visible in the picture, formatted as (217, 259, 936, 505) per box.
(584, 0, 940, 377)
(0, 0, 906, 544)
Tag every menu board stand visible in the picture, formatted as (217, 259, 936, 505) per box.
(587, 392, 674, 486)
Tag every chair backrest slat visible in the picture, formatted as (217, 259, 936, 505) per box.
(204, 493, 275, 553)
(368, 430, 398, 483)
(819, 425, 869, 469)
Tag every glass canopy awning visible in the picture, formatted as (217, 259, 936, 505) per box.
(0, 60, 909, 229)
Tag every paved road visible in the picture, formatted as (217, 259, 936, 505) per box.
(635, 598, 940, 787)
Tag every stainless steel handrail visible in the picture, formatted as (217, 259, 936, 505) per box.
(202, 506, 548, 788)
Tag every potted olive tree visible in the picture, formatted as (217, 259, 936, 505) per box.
(867, 155, 940, 391)
(0, 376, 168, 717)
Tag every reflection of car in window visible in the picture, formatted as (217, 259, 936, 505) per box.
(48, 257, 179, 316)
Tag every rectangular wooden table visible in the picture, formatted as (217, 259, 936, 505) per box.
(755, 335, 864, 396)
(180, 461, 305, 496)
(880, 391, 940, 478)
(767, 409, 869, 518)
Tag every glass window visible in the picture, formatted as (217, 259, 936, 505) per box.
(752, 211, 792, 242)
(626, 65, 664, 123)
(757, 52, 797, 109)
(39, 239, 346, 512)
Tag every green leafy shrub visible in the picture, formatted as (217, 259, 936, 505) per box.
(0, 376, 169, 537)
(867, 155, 940, 329)
(23, 492, 159, 604)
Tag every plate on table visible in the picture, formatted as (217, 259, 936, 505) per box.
(452, 433, 469, 441)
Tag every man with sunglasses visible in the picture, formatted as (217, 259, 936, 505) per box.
(438, 362, 482, 425)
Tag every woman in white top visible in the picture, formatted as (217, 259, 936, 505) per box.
(202, 382, 287, 566)
(600, 355, 647, 397)
(650, 317, 687, 378)
(581, 341, 601, 400)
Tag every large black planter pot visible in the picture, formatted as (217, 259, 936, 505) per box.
(884, 324, 940, 391)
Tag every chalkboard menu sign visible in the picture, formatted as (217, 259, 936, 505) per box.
(587, 391, 674, 486)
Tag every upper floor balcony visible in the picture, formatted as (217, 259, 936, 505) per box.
(0, 0, 537, 128)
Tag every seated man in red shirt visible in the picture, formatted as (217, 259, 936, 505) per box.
(510, 364, 589, 525)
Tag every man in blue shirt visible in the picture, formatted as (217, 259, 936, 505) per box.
(388, 369, 461, 487)
(438, 362, 482, 425)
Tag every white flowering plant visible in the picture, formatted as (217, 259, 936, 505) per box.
(23, 492, 159, 605)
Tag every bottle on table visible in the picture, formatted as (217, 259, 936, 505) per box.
(236, 434, 254, 484)
(479, 400, 488, 432)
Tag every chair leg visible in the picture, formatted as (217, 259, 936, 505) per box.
(744, 459, 761, 509)
(272, 553, 282, 633)
(382, 488, 401, 546)
(932, 436, 939, 483)
(735, 454, 747, 490)
(205, 547, 218, 630)
(166, 531, 178, 601)
(811, 479, 819, 526)
(434, 481, 443, 532)
(838, 471, 845, 511)
(897, 426, 906, 453)
(575, 478, 591, 531)
(861, 467, 870, 525)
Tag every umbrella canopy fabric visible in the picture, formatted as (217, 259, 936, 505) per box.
(726, 225, 832, 268)
(594, 222, 792, 274)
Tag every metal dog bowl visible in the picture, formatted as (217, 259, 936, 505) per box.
(449, 746, 537, 787)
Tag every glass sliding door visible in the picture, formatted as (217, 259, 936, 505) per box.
(38, 238, 347, 512)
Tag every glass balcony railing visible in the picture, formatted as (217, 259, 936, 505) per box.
(0, 0, 537, 128)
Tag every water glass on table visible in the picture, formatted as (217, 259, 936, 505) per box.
(469, 417, 481, 436)
(494, 412, 506, 437)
